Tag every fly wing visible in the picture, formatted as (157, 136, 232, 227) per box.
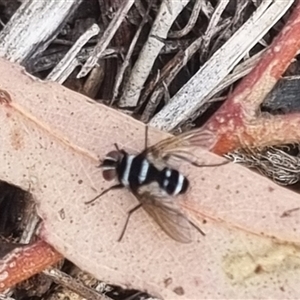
(134, 183, 194, 243)
(144, 128, 218, 168)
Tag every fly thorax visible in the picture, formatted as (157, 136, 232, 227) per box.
(128, 155, 157, 191)
(137, 158, 150, 184)
(117, 152, 158, 191)
(119, 154, 135, 188)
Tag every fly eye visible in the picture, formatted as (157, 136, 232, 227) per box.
(103, 169, 117, 181)
(101, 150, 122, 181)
(105, 150, 122, 161)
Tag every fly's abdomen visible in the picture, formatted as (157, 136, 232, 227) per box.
(160, 168, 189, 196)
(117, 152, 188, 196)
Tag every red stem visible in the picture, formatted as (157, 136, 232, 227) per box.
(206, 0, 300, 154)
(0, 240, 62, 292)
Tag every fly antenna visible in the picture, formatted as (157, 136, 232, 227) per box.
(114, 143, 120, 151)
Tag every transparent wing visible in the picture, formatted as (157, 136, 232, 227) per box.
(144, 128, 218, 167)
(134, 183, 195, 243)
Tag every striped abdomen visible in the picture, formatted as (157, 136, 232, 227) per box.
(112, 152, 189, 196)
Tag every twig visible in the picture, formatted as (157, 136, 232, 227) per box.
(201, 0, 230, 57)
(43, 268, 112, 300)
(82, 62, 106, 98)
(47, 24, 100, 83)
(140, 37, 203, 122)
(119, 0, 190, 107)
(208, 48, 266, 97)
(168, 0, 202, 38)
(0, 0, 83, 63)
(201, 0, 214, 18)
(0, 240, 62, 292)
(140, 13, 233, 123)
(77, 0, 135, 78)
(150, 0, 294, 131)
(206, 1, 300, 154)
(112, 1, 153, 104)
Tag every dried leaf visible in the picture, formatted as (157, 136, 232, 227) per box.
(0, 59, 300, 299)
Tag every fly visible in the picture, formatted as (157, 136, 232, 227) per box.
(86, 127, 227, 243)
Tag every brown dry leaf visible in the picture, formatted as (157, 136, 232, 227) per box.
(1, 58, 300, 299)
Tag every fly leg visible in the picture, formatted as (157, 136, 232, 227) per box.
(188, 220, 206, 237)
(118, 203, 143, 242)
(191, 160, 230, 168)
(169, 154, 230, 168)
(85, 184, 123, 204)
(114, 143, 120, 151)
(144, 125, 149, 150)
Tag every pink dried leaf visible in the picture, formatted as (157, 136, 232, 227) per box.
(0, 59, 300, 298)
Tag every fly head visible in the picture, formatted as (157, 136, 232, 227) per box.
(101, 150, 124, 181)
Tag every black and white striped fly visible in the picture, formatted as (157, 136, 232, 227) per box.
(87, 127, 225, 243)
